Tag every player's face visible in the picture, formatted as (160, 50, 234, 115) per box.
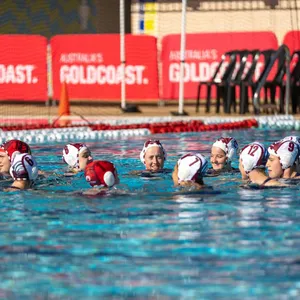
(0, 152, 10, 173)
(210, 146, 227, 171)
(266, 155, 283, 178)
(144, 146, 164, 172)
(79, 149, 93, 171)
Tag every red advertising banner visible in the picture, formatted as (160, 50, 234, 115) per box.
(161, 31, 278, 99)
(283, 31, 300, 54)
(51, 34, 159, 101)
(0, 35, 47, 101)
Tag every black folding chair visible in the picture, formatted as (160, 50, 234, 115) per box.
(290, 51, 300, 113)
(238, 50, 261, 114)
(269, 50, 300, 114)
(263, 49, 286, 114)
(223, 50, 251, 113)
(195, 51, 237, 113)
(239, 49, 275, 114)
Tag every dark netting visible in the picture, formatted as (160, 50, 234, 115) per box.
(0, 1, 299, 126)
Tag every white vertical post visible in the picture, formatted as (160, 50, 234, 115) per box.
(178, 0, 187, 115)
(47, 44, 53, 124)
(120, 0, 126, 110)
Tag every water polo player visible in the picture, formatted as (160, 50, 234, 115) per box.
(140, 139, 167, 172)
(172, 153, 208, 189)
(239, 142, 286, 187)
(209, 137, 239, 174)
(83, 160, 119, 195)
(0, 139, 38, 190)
(62, 143, 93, 174)
(267, 140, 300, 179)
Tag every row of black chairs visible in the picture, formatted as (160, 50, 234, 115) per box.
(195, 47, 300, 114)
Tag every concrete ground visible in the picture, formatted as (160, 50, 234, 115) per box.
(0, 100, 288, 122)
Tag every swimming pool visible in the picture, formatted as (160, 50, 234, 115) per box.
(0, 128, 300, 299)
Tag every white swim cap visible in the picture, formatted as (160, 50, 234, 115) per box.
(140, 140, 167, 165)
(212, 137, 238, 162)
(268, 140, 299, 170)
(62, 143, 90, 169)
(177, 153, 208, 183)
(282, 135, 300, 145)
(10, 153, 38, 181)
(240, 142, 269, 173)
(281, 136, 300, 168)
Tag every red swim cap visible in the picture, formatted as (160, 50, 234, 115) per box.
(0, 140, 31, 162)
(85, 160, 118, 187)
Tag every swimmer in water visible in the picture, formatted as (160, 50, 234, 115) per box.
(140, 139, 167, 172)
(62, 143, 93, 175)
(83, 160, 120, 195)
(281, 135, 300, 173)
(128, 139, 169, 177)
(266, 140, 300, 179)
(208, 137, 239, 175)
(239, 141, 286, 187)
(0, 139, 31, 180)
(172, 153, 208, 189)
(0, 139, 38, 191)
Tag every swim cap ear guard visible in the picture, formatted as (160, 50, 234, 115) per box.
(240, 142, 269, 174)
(140, 140, 167, 165)
(62, 143, 89, 169)
(177, 153, 208, 183)
(9, 153, 38, 181)
(268, 140, 299, 170)
(212, 137, 238, 162)
(85, 161, 118, 188)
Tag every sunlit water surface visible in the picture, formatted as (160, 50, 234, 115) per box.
(0, 129, 299, 299)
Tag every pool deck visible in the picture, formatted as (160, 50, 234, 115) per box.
(0, 101, 299, 123)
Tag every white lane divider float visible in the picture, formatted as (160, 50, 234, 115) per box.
(0, 115, 299, 145)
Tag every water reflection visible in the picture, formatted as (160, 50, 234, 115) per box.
(1, 130, 300, 298)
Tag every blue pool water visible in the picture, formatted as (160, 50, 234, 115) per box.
(0, 129, 300, 299)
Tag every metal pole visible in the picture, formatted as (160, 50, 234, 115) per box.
(178, 0, 187, 115)
(120, 0, 126, 110)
